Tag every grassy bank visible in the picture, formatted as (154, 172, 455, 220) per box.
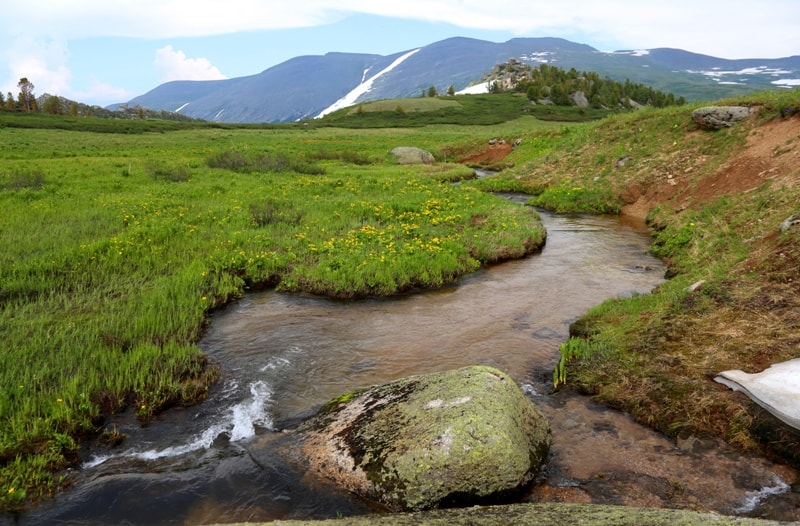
(0, 118, 552, 509)
(3, 88, 797, 510)
(473, 89, 800, 466)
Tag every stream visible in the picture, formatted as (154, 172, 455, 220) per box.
(10, 202, 799, 525)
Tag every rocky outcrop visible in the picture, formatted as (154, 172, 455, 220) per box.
(390, 146, 435, 165)
(691, 106, 752, 129)
(570, 91, 589, 108)
(780, 215, 800, 233)
(297, 366, 551, 511)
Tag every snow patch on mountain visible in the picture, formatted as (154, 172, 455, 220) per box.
(520, 51, 555, 64)
(608, 50, 651, 57)
(456, 81, 491, 95)
(316, 48, 421, 118)
(688, 65, 795, 85)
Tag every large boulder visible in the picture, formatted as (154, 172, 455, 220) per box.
(297, 365, 551, 511)
(691, 106, 752, 130)
(569, 91, 590, 108)
(390, 146, 436, 165)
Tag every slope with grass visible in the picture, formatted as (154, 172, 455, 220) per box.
(2, 89, 798, 512)
(471, 88, 800, 467)
(0, 117, 548, 510)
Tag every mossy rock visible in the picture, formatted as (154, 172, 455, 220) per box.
(390, 146, 436, 165)
(298, 365, 551, 511)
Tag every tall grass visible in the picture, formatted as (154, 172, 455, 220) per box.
(0, 121, 546, 508)
(536, 88, 800, 463)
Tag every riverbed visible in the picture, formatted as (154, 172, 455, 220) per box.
(12, 205, 798, 525)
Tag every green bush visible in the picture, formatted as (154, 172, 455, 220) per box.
(0, 169, 46, 190)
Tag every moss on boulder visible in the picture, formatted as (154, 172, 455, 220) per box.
(390, 146, 436, 164)
(297, 365, 551, 511)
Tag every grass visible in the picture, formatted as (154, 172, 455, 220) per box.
(0, 116, 548, 510)
(500, 87, 800, 465)
(315, 92, 626, 128)
(2, 86, 798, 510)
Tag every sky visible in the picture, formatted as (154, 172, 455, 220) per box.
(1, 1, 798, 107)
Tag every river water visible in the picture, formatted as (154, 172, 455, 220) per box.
(10, 202, 798, 525)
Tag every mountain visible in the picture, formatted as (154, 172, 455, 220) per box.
(118, 37, 800, 123)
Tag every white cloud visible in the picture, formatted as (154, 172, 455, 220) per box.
(2, 1, 798, 59)
(0, 35, 132, 105)
(1, 0, 797, 106)
(154, 45, 227, 82)
(1, 36, 72, 97)
(71, 78, 135, 106)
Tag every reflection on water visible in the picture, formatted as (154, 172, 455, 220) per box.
(19, 208, 792, 524)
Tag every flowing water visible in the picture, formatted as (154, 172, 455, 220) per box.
(10, 202, 799, 525)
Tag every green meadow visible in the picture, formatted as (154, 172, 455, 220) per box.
(4, 87, 798, 511)
(0, 114, 551, 507)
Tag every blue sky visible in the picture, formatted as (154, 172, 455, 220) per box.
(2, 1, 798, 107)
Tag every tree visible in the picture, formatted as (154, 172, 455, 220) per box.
(68, 102, 79, 116)
(427, 85, 437, 97)
(549, 84, 571, 106)
(17, 77, 35, 112)
(5, 92, 15, 111)
(447, 85, 455, 96)
(43, 95, 62, 115)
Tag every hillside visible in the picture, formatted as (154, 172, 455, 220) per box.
(119, 36, 800, 123)
(469, 88, 800, 475)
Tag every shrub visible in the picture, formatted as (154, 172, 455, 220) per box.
(145, 161, 191, 182)
(207, 149, 325, 175)
(250, 200, 302, 227)
(1, 169, 46, 190)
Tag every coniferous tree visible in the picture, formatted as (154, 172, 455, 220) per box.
(42, 95, 62, 115)
(486, 61, 684, 110)
(17, 77, 35, 112)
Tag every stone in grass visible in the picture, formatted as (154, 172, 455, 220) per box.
(690, 106, 751, 130)
(390, 146, 436, 165)
(298, 365, 551, 511)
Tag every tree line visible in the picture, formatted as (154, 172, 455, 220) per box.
(2, 78, 39, 112)
(2, 77, 198, 122)
(488, 61, 686, 108)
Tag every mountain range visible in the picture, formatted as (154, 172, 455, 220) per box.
(117, 37, 800, 123)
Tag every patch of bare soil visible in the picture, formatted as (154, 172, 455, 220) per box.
(461, 142, 514, 165)
(691, 117, 800, 203)
(622, 116, 800, 219)
(585, 115, 800, 520)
